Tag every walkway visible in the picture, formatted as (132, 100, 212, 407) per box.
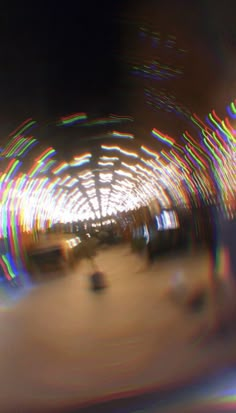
(0, 245, 235, 412)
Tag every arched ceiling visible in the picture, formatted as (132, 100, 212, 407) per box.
(0, 9, 235, 236)
(0, 102, 235, 237)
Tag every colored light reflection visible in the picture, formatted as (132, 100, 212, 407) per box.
(0, 102, 235, 282)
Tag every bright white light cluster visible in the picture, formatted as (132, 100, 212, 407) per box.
(0, 142, 184, 236)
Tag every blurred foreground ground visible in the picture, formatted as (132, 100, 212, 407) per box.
(0, 245, 235, 412)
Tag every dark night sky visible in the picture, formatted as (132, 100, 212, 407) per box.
(0, 0, 235, 154)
